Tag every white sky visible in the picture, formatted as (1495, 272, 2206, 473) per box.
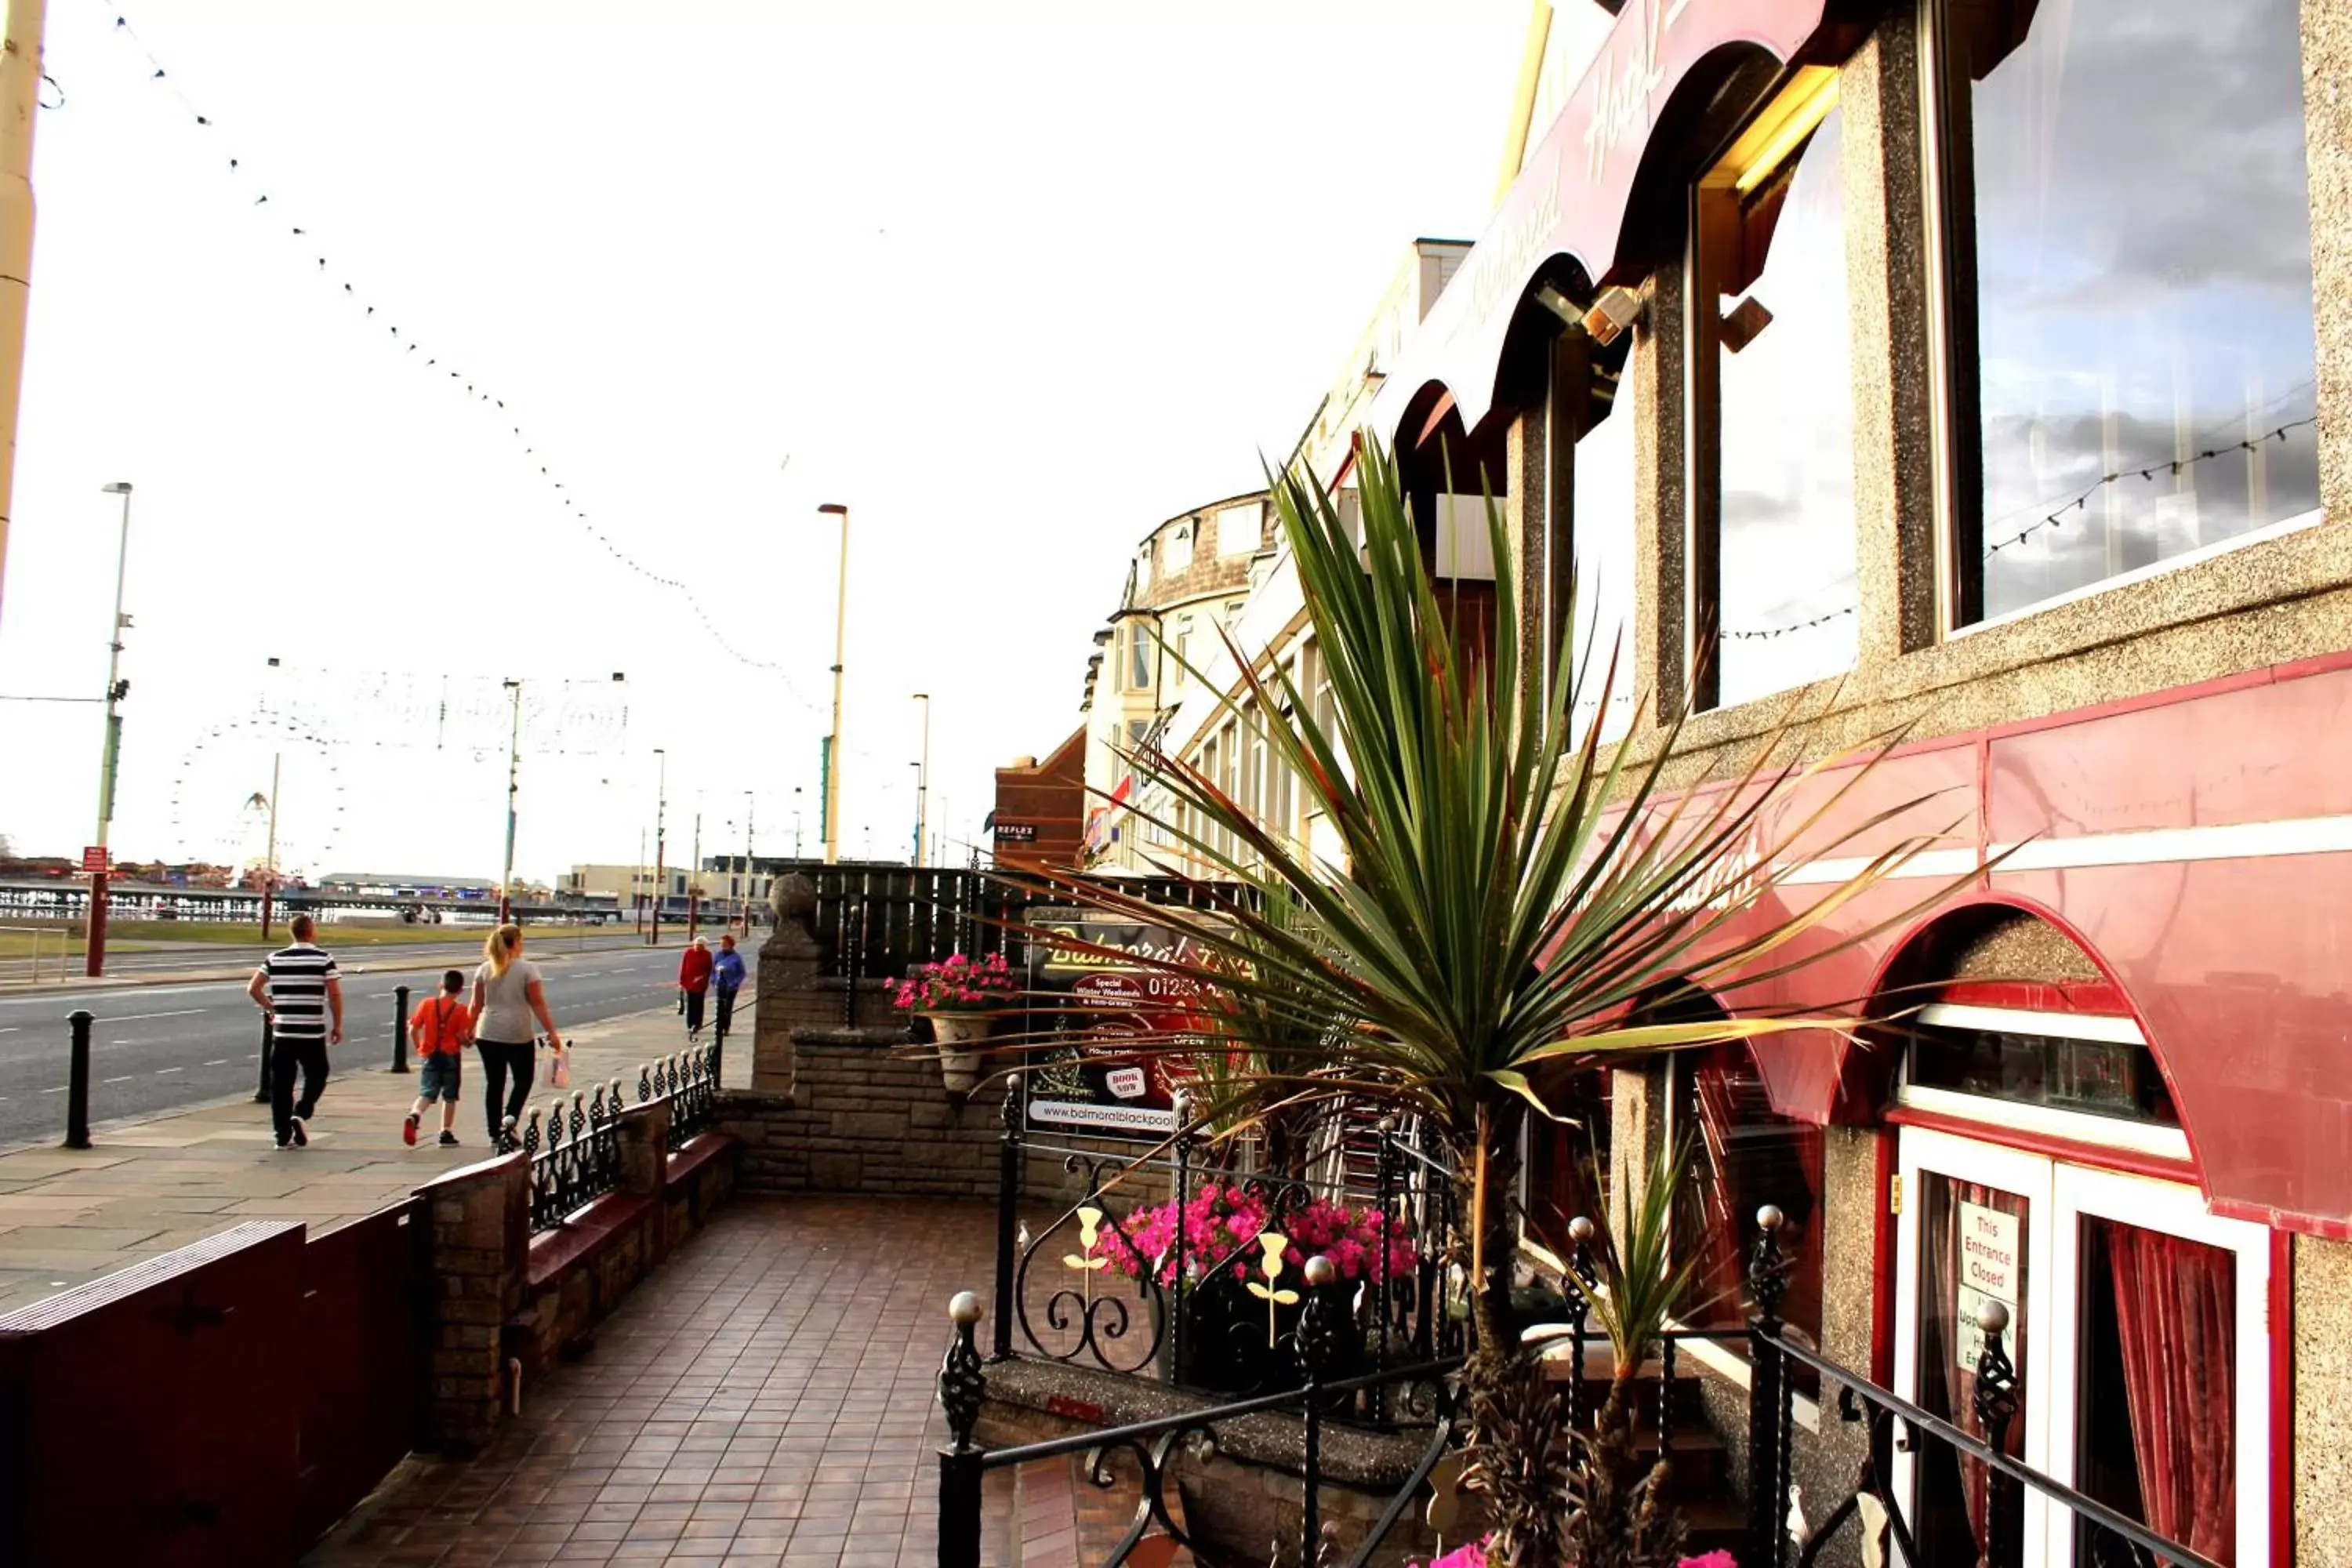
(0, 0, 1528, 881)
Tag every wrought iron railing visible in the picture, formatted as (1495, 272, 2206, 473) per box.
(938, 1272, 1463, 1568)
(522, 1082, 626, 1233)
(640, 1043, 717, 1151)
(990, 1083, 1463, 1406)
(954, 1192, 2222, 1568)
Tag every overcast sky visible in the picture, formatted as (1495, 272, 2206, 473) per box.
(0, 0, 1527, 880)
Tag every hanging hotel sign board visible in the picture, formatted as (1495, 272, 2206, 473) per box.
(1371, 0, 1832, 443)
(1954, 1199, 2021, 1371)
(1021, 906, 1220, 1139)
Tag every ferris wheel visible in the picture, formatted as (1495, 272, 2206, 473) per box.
(167, 710, 348, 877)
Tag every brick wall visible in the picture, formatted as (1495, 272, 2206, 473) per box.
(724, 1036, 1004, 1198)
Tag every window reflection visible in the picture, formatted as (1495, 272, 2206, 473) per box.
(1706, 97, 1859, 708)
(1940, 0, 2320, 622)
(1570, 350, 1638, 745)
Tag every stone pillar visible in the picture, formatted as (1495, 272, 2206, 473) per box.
(1631, 263, 1691, 724)
(1506, 379, 1552, 699)
(1840, 11, 1940, 663)
(2303, 0, 2352, 520)
(416, 1152, 529, 1451)
(616, 1099, 670, 1200)
(753, 872, 822, 1095)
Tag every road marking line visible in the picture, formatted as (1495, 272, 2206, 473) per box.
(39, 1086, 63, 1094)
(0, 1026, 15, 1034)
(102, 1074, 134, 1083)
(156, 1066, 183, 1075)
(204, 1058, 229, 1066)
(102, 1008, 205, 1023)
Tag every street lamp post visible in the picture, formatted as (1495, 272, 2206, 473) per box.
(908, 762, 922, 866)
(257, 753, 281, 939)
(688, 809, 702, 940)
(817, 503, 849, 866)
(742, 789, 756, 927)
(85, 481, 133, 978)
(913, 691, 931, 869)
(649, 748, 667, 946)
(498, 678, 522, 924)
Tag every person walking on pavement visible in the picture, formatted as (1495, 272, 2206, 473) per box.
(677, 935, 714, 1041)
(246, 912, 343, 1149)
(405, 968, 472, 1148)
(471, 923, 562, 1147)
(711, 931, 747, 1043)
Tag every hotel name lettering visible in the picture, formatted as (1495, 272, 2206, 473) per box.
(1584, 0, 1693, 184)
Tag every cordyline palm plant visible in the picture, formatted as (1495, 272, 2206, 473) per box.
(1007, 437, 1962, 1565)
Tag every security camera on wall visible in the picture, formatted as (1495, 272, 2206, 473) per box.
(1581, 285, 1645, 348)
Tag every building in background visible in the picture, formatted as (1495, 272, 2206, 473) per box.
(989, 730, 1085, 867)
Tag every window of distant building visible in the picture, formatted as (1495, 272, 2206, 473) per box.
(1928, 0, 2319, 626)
(1164, 522, 1194, 575)
(1691, 67, 1858, 710)
(1218, 501, 1262, 558)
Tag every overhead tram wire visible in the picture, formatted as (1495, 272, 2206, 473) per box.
(85, 3, 823, 715)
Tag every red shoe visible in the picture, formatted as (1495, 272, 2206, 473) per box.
(403, 1112, 419, 1147)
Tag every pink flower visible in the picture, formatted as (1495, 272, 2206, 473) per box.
(1417, 1536, 1490, 1568)
(1677, 1554, 1738, 1568)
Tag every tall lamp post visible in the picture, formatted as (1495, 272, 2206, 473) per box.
(907, 762, 922, 866)
(85, 481, 134, 977)
(497, 678, 522, 924)
(817, 503, 849, 866)
(742, 789, 756, 927)
(792, 785, 804, 859)
(649, 748, 667, 946)
(912, 691, 931, 869)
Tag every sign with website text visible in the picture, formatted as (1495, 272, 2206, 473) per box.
(1021, 908, 1219, 1139)
(81, 846, 111, 874)
(1955, 1198, 2021, 1372)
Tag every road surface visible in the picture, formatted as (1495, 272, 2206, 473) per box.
(0, 938, 749, 1149)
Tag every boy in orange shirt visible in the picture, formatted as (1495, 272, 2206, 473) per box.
(405, 969, 473, 1147)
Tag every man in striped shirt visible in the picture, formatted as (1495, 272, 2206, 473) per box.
(245, 913, 344, 1148)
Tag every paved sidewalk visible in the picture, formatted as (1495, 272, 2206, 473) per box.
(0, 994, 744, 1312)
(306, 1196, 1009, 1568)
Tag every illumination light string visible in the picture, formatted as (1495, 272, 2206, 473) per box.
(86, 5, 825, 715)
(1721, 408, 2320, 641)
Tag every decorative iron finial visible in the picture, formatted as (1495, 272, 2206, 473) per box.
(637, 1062, 652, 1102)
(1748, 1202, 1792, 1331)
(938, 1291, 987, 1450)
(999, 1074, 1022, 1133)
(1295, 1255, 1341, 1381)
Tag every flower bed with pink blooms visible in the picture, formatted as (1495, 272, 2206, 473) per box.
(1080, 1181, 1419, 1394)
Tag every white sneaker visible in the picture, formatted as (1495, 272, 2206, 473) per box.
(289, 1115, 308, 1147)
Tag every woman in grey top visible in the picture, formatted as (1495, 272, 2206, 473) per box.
(470, 924, 562, 1145)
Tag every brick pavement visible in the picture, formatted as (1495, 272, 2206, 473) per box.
(305, 1195, 1018, 1568)
(0, 997, 739, 1312)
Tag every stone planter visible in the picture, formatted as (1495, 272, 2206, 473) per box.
(924, 1013, 993, 1097)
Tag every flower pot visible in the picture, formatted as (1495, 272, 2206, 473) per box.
(924, 1013, 993, 1096)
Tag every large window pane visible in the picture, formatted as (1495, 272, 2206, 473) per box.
(1944, 0, 2319, 621)
(1668, 1044, 1824, 1361)
(1710, 97, 1859, 707)
(1569, 350, 1638, 745)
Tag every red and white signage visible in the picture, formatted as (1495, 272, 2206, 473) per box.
(81, 846, 111, 874)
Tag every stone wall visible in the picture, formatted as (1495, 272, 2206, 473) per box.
(418, 1101, 740, 1451)
(724, 1040, 1005, 1199)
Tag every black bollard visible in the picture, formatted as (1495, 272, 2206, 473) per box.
(64, 1010, 93, 1150)
(253, 1014, 273, 1102)
(391, 984, 411, 1073)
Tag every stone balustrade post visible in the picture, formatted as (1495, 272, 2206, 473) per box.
(416, 1152, 531, 1451)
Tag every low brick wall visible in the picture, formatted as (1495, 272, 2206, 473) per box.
(724, 1034, 1004, 1198)
(419, 1097, 740, 1450)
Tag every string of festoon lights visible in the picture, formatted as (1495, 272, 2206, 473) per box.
(1721, 405, 2320, 641)
(85, 4, 825, 714)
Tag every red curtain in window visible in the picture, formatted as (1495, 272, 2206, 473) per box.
(2101, 1221, 2237, 1563)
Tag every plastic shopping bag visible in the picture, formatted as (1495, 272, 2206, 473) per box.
(547, 1038, 572, 1089)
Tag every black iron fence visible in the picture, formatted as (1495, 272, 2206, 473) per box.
(938, 1277, 1464, 1568)
(523, 1083, 626, 1233)
(949, 1194, 2220, 1568)
(989, 1085, 1465, 1410)
(645, 1043, 718, 1150)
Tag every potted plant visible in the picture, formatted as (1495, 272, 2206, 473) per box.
(894, 950, 1020, 1096)
(1011, 440, 1968, 1565)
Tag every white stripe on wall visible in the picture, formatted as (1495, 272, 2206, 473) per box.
(1773, 811, 2352, 887)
